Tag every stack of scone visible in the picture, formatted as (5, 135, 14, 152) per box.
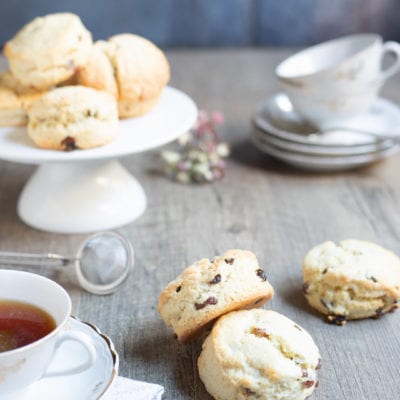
(0, 12, 170, 151)
(158, 250, 321, 400)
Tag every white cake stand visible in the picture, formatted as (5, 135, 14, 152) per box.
(0, 87, 197, 234)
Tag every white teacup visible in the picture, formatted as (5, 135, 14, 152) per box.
(275, 34, 400, 129)
(0, 270, 97, 399)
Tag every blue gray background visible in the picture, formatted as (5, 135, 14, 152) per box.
(0, 0, 399, 47)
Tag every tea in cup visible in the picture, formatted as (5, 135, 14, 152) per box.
(0, 270, 97, 399)
(275, 34, 400, 129)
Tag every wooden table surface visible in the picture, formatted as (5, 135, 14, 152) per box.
(1, 49, 400, 399)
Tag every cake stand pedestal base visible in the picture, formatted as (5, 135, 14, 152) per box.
(17, 160, 146, 234)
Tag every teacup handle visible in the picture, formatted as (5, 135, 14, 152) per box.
(41, 331, 97, 378)
(381, 41, 400, 80)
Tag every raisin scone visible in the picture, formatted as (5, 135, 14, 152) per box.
(77, 34, 170, 118)
(158, 250, 274, 342)
(198, 309, 321, 400)
(302, 239, 400, 324)
(27, 86, 118, 150)
(4, 13, 92, 90)
(0, 87, 27, 126)
(0, 70, 38, 95)
(76, 41, 118, 98)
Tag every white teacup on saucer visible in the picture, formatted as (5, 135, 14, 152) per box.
(0, 270, 97, 399)
(275, 33, 400, 129)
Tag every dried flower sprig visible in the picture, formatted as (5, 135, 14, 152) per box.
(161, 111, 230, 184)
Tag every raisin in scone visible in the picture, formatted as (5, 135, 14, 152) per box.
(158, 250, 274, 342)
(4, 13, 92, 90)
(27, 86, 118, 150)
(303, 239, 400, 324)
(198, 309, 321, 400)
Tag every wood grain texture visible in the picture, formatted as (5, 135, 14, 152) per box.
(0, 0, 400, 47)
(1, 49, 400, 399)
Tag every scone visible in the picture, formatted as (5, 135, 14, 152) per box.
(158, 250, 274, 342)
(4, 13, 92, 90)
(0, 87, 27, 126)
(109, 34, 170, 118)
(198, 309, 321, 400)
(0, 70, 37, 95)
(76, 41, 118, 98)
(27, 86, 118, 150)
(302, 239, 400, 324)
(77, 34, 170, 118)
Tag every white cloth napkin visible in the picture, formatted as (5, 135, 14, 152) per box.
(102, 376, 164, 400)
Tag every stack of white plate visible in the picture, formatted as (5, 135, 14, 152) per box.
(251, 93, 400, 171)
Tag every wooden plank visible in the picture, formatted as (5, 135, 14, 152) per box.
(0, 49, 400, 398)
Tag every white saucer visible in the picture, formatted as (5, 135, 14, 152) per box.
(253, 93, 400, 150)
(251, 93, 400, 170)
(20, 316, 118, 400)
(252, 126, 394, 156)
(251, 131, 400, 171)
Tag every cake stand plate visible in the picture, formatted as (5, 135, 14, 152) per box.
(0, 87, 197, 233)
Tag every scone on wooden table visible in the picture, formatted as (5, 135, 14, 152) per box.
(303, 239, 400, 324)
(4, 13, 92, 90)
(27, 86, 118, 151)
(158, 250, 274, 342)
(77, 34, 170, 118)
(0, 87, 27, 126)
(198, 309, 321, 400)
